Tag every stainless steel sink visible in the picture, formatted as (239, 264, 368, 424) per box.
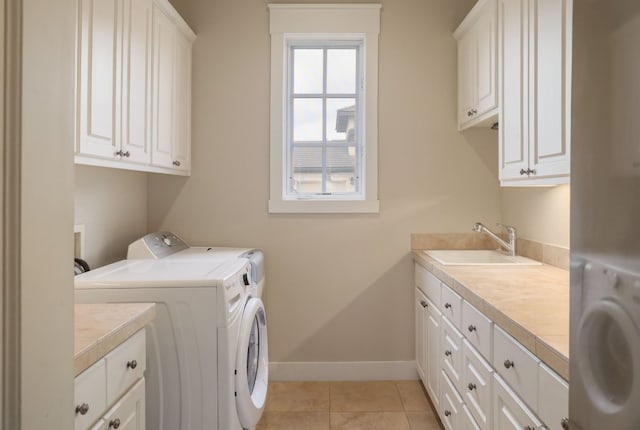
(424, 250, 542, 266)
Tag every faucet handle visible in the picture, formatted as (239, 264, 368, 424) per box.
(496, 223, 516, 235)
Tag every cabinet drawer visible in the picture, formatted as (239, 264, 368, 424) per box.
(75, 359, 107, 430)
(538, 363, 569, 430)
(442, 315, 464, 392)
(462, 300, 493, 360)
(103, 377, 146, 430)
(493, 373, 543, 429)
(415, 265, 442, 308)
(492, 326, 539, 409)
(440, 370, 463, 430)
(106, 329, 146, 404)
(462, 404, 481, 430)
(462, 339, 493, 430)
(441, 284, 463, 329)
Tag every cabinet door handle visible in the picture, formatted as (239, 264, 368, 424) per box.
(471, 108, 478, 114)
(561, 417, 569, 429)
(468, 382, 477, 391)
(420, 300, 428, 308)
(467, 110, 474, 117)
(444, 350, 452, 357)
(122, 151, 130, 158)
(504, 359, 515, 369)
(444, 410, 452, 417)
(173, 160, 181, 167)
(127, 359, 138, 370)
(75, 403, 89, 415)
(520, 168, 528, 176)
(109, 418, 121, 429)
(115, 150, 123, 157)
(527, 168, 536, 175)
(468, 325, 476, 332)
(444, 303, 452, 309)
(524, 427, 535, 430)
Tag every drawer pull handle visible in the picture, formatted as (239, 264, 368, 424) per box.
(444, 303, 452, 309)
(444, 410, 452, 417)
(75, 403, 89, 415)
(468, 383, 477, 391)
(561, 417, 569, 429)
(127, 360, 138, 370)
(173, 160, 181, 167)
(444, 350, 452, 357)
(109, 418, 121, 429)
(420, 300, 428, 308)
(468, 325, 476, 332)
(504, 359, 515, 369)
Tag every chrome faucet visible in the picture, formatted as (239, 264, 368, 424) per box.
(473, 222, 517, 256)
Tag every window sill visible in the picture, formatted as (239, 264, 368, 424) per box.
(268, 199, 380, 214)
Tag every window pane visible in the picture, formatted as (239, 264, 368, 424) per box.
(327, 49, 357, 94)
(290, 146, 322, 194)
(326, 146, 357, 193)
(327, 98, 356, 142)
(293, 49, 323, 94)
(293, 98, 323, 141)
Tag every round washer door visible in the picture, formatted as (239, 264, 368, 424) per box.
(576, 298, 640, 428)
(236, 297, 268, 428)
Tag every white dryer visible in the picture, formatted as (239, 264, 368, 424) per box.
(75, 249, 268, 430)
(570, 254, 640, 430)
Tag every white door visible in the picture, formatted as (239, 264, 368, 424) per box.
(173, 30, 192, 172)
(475, 0, 498, 115)
(457, 29, 476, 127)
(528, 0, 571, 178)
(236, 298, 269, 429)
(425, 300, 441, 408)
(151, 5, 176, 168)
(493, 374, 542, 430)
(121, 0, 152, 164)
(499, 0, 529, 181)
(102, 378, 146, 430)
(415, 289, 428, 383)
(78, 0, 122, 159)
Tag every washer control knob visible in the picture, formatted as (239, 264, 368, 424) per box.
(162, 236, 172, 246)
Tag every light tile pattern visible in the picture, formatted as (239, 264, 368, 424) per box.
(257, 380, 443, 430)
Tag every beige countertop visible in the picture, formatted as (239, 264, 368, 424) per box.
(74, 303, 156, 376)
(413, 251, 570, 380)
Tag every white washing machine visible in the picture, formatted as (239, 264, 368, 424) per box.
(75, 244, 268, 430)
(128, 231, 265, 299)
(570, 254, 640, 430)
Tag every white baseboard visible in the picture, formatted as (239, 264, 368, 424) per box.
(269, 361, 419, 381)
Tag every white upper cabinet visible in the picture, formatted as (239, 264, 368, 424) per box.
(455, 0, 498, 130)
(151, 6, 192, 173)
(498, 0, 572, 185)
(76, 0, 194, 175)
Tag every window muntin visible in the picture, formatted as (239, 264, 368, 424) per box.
(287, 42, 363, 198)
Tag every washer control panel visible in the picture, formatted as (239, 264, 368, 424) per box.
(127, 231, 189, 259)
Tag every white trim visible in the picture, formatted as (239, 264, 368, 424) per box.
(269, 361, 418, 381)
(268, 4, 380, 214)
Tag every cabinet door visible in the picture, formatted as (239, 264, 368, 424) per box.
(442, 316, 464, 393)
(493, 374, 543, 430)
(415, 289, 428, 383)
(462, 405, 482, 430)
(425, 301, 442, 409)
(528, 0, 571, 178)
(102, 378, 145, 430)
(462, 339, 493, 430)
(475, 0, 498, 115)
(440, 370, 463, 430)
(173, 31, 192, 172)
(538, 363, 569, 430)
(457, 29, 477, 127)
(499, 0, 529, 181)
(121, 0, 152, 164)
(151, 5, 177, 168)
(77, 0, 122, 159)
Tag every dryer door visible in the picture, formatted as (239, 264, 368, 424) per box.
(576, 298, 640, 428)
(236, 297, 268, 428)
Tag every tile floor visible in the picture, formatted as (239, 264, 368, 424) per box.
(257, 380, 444, 430)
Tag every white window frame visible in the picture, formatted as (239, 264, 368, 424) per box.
(268, 4, 381, 213)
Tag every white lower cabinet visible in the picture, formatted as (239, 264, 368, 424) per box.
(425, 298, 442, 408)
(538, 363, 569, 430)
(75, 330, 147, 430)
(462, 339, 493, 430)
(493, 373, 543, 430)
(440, 370, 464, 430)
(414, 263, 569, 430)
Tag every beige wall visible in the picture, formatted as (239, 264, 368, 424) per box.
(501, 185, 570, 248)
(22, 0, 76, 426)
(148, 0, 502, 363)
(74, 165, 149, 267)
